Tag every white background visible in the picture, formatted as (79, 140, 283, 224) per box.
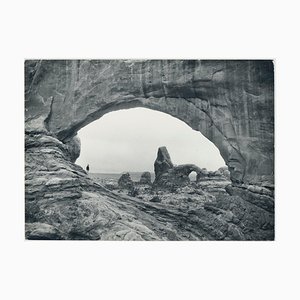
(1, 0, 299, 299)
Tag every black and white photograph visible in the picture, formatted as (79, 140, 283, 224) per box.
(1, 1, 300, 299)
(25, 59, 274, 241)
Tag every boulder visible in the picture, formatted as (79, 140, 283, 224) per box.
(218, 166, 231, 180)
(118, 173, 134, 189)
(139, 171, 152, 185)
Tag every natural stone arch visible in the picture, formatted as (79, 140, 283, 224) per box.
(63, 100, 243, 183)
(24, 59, 275, 241)
(25, 60, 274, 184)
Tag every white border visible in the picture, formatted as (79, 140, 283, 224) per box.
(1, 0, 300, 299)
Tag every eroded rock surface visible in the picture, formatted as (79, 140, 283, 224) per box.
(118, 173, 134, 189)
(154, 164, 201, 189)
(153, 146, 202, 189)
(196, 167, 231, 194)
(25, 60, 274, 185)
(218, 166, 231, 180)
(154, 147, 174, 178)
(139, 172, 152, 185)
(25, 60, 274, 240)
(25, 133, 274, 240)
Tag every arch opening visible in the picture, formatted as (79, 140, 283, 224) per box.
(59, 96, 245, 183)
(189, 171, 198, 182)
(75, 107, 226, 175)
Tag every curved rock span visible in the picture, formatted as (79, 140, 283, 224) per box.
(25, 60, 274, 240)
(153, 146, 203, 189)
(153, 146, 231, 194)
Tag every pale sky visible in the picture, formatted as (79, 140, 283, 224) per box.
(75, 108, 225, 173)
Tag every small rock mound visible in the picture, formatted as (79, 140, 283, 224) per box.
(218, 166, 230, 180)
(139, 171, 152, 185)
(118, 173, 134, 189)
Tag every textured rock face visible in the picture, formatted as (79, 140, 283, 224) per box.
(153, 147, 230, 192)
(154, 147, 174, 178)
(153, 146, 204, 189)
(25, 60, 274, 184)
(139, 172, 152, 185)
(25, 60, 274, 182)
(218, 166, 230, 180)
(25, 60, 274, 240)
(24, 133, 274, 240)
(196, 168, 231, 195)
(64, 135, 81, 163)
(118, 173, 134, 189)
(155, 164, 202, 189)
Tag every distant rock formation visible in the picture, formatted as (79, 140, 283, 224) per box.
(218, 166, 230, 180)
(139, 171, 152, 185)
(153, 147, 202, 189)
(154, 147, 174, 178)
(153, 146, 231, 193)
(118, 173, 134, 189)
(196, 167, 231, 194)
(196, 168, 229, 182)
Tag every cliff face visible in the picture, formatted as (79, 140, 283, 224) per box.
(25, 60, 274, 240)
(25, 60, 274, 184)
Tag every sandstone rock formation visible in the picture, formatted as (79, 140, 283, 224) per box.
(153, 147, 230, 194)
(118, 173, 134, 189)
(218, 166, 231, 180)
(139, 171, 152, 185)
(196, 168, 231, 195)
(25, 60, 274, 240)
(155, 164, 202, 189)
(154, 147, 174, 178)
(24, 131, 274, 240)
(25, 60, 274, 185)
(153, 146, 202, 189)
